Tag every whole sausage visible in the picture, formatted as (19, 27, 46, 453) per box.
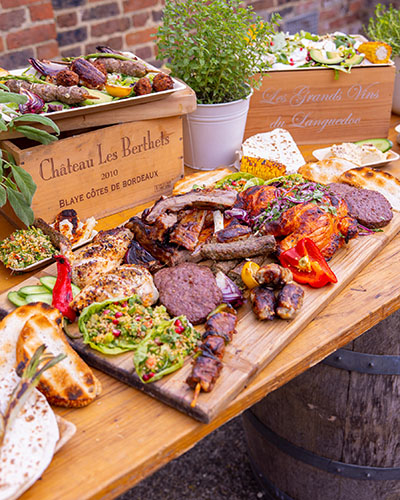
(276, 283, 304, 320)
(200, 235, 276, 261)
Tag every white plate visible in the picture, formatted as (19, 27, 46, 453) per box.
(7, 230, 98, 273)
(395, 123, 400, 133)
(312, 147, 399, 168)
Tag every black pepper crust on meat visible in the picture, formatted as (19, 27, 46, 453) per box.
(154, 263, 223, 325)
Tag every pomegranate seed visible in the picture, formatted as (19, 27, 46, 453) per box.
(115, 311, 123, 318)
(112, 318, 119, 325)
(103, 309, 110, 315)
(135, 316, 142, 321)
(143, 372, 154, 381)
(112, 329, 121, 337)
(270, 41, 274, 46)
(232, 181, 237, 186)
(290, 62, 294, 65)
(121, 301, 128, 307)
(175, 326, 185, 334)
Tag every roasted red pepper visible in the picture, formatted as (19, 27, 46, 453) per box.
(52, 255, 76, 322)
(279, 238, 337, 288)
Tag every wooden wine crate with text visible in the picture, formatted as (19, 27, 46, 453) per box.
(245, 64, 396, 144)
(0, 115, 185, 226)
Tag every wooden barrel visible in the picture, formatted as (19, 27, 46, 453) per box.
(242, 309, 400, 500)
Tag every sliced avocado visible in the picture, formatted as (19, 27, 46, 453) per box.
(354, 138, 393, 153)
(310, 49, 344, 65)
(82, 89, 113, 106)
(344, 53, 364, 66)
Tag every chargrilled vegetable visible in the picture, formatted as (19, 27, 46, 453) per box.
(70, 58, 107, 89)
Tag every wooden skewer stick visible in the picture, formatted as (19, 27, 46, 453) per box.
(190, 383, 201, 408)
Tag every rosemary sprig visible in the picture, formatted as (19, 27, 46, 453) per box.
(0, 345, 66, 447)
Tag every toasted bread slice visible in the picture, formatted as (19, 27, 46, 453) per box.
(298, 158, 359, 184)
(338, 167, 400, 212)
(172, 168, 232, 195)
(0, 302, 62, 375)
(16, 314, 102, 407)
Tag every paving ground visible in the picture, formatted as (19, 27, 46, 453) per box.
(118, 415, 265, 500)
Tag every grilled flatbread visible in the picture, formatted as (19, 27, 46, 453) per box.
(16, 314, 102, 407)
(298, 158, 359, 184)
(338, 167, 400, 212)
(172, 168, 232, 195)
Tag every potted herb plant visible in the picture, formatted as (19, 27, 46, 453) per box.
(156, 0, 279, 170)
(366, 3, 400, 114)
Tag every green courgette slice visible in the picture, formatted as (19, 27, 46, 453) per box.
(354, 138, 393, 153)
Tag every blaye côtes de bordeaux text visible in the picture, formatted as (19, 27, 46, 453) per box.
(39, 130, 170, 181)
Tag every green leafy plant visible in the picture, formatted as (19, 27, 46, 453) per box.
(0, 85, 60, 225)
(156, 0, 280, 104)
(366, 3, 400, 57)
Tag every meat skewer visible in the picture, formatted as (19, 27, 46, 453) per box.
(187, 305, 238, 407)
(5, 79, 91, 105)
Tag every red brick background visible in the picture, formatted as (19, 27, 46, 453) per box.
(0, 0, 382, 70)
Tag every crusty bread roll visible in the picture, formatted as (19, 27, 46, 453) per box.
(16, 313, 102, 407)
(298, 158, 359, 184)
(172, 168, 233, 195)
(338, 167, 400, 212)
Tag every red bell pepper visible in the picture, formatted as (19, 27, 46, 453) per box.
(279, 238, 337, 288)
(52, 255, 76, 322)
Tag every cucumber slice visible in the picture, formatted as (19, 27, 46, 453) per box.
(40, 275, 81, 297)
(18, 285, 50, 296)
(7, 291, 27, 307)
(354, 138, 393, 153)
(25, 293, 53, 306)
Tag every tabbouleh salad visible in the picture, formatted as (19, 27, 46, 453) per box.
(0, 227, 57, 270)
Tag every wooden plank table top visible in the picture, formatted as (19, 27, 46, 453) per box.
(1, 116, 400, 500)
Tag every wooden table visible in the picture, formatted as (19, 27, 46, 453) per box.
(1, 116, 400, 500)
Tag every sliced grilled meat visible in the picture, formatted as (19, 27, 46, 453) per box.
(143, 189, 237, 224)
(202, 334, 226, 359)
(276, 283, 304, 320)
(201, 235, 276, 261)
(256, 263, 293, 288)
(169, 209, 207, 251)
(250, 286, 276, 321)
(124, 240, 160, 271)
(125, 216, 190, 266)
(214, 218, 252, 243)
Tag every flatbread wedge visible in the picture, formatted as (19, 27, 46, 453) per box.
(16, 314, 102, 407)
(298, 158, 359, 184)
(338, 167, 400, 212)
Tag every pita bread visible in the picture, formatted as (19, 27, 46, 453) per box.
(242, 129, 305, 174)
(338, 167, 400, 212)
(172, 168, 232, 195)
(16, 314, 102, 407)
(298, 158, 359, 184)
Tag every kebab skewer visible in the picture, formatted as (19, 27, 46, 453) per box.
(187, 304, 238, 407)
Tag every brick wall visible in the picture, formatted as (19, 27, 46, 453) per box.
(0, 0, 381, 70)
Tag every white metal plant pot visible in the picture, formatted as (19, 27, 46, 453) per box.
(393, 56, 400, 115)
(183, 90, 253, 170)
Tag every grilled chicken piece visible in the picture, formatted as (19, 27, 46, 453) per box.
(256, 263, 293, 288)
(234, 185, 276, 219)
(169, 209, 207, 251)
(70, 265, 158, 312)
(250, 286, 276, 321)
(143, 189, 237, 224)
(71, 227, 132, 288)
(276, 283, 304, 320)
(260, 197, 358, 260)
(125, 216, 192, 266)
(215, 218, 252, 243)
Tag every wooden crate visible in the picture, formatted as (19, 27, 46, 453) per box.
(0, 115, 185, 226)
(245, 64, 396, 144)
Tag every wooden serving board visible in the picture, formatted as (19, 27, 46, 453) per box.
(1, 213, 400, 423)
